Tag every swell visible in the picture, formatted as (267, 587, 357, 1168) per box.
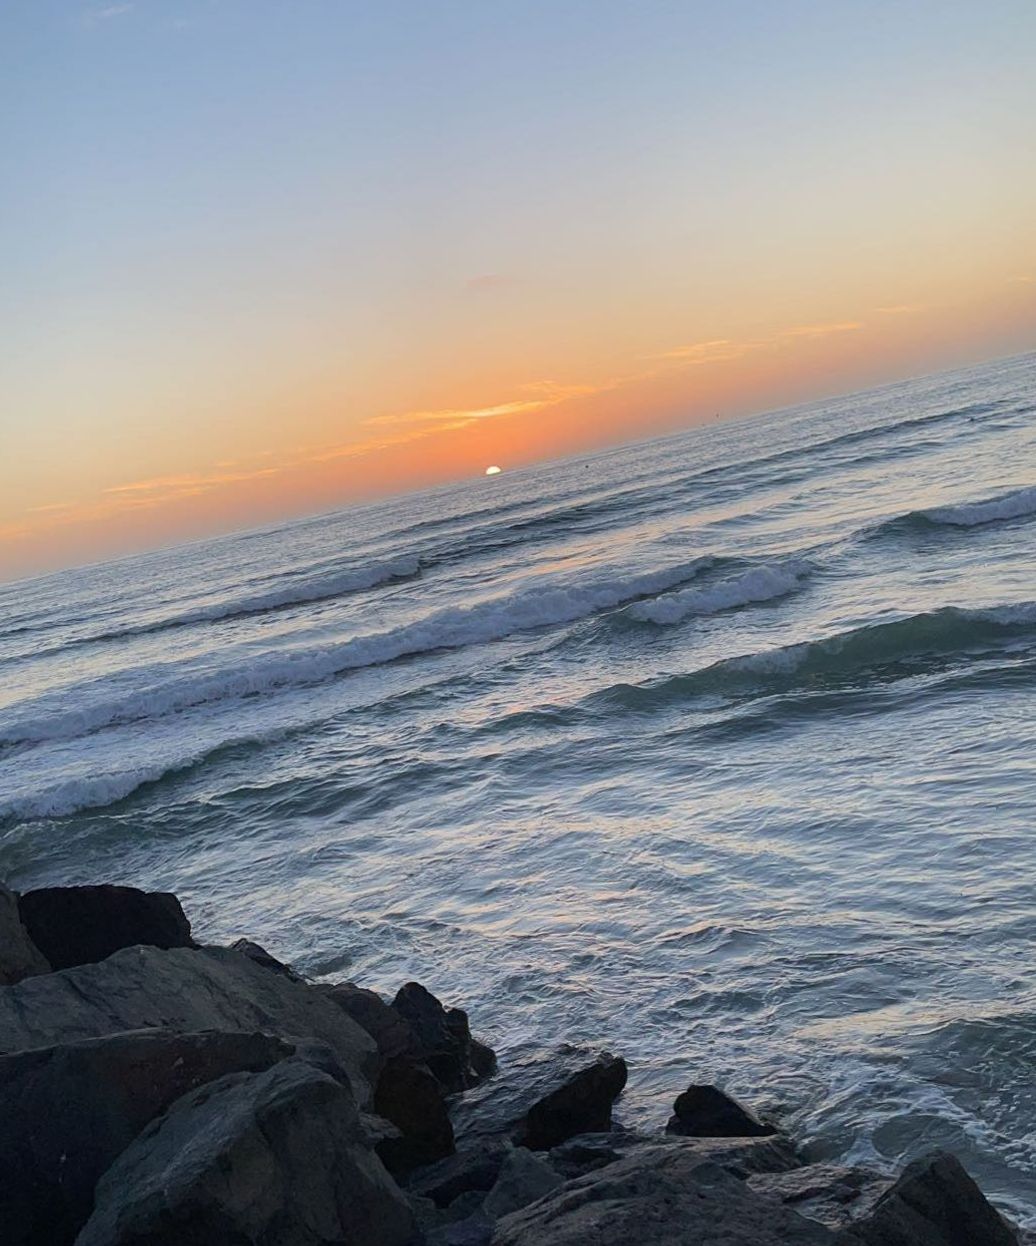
(868, 485, 1036, 540)
(625, 559, 812, 625)
(592, 601, 1036, 712)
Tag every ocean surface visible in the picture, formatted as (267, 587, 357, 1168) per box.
(2, 352, 1035, 1220)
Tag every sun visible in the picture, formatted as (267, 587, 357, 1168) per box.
(484, 465, 502, 476)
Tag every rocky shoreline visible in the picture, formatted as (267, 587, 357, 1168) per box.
(0, 880, 1027, 1245)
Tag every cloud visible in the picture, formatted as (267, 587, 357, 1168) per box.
(84, 3, 133, 22)
(874, 303, 926, 315)
(778, 321, 862, 339)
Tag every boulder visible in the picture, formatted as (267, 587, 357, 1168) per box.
(374, 1055, 456, 1174)
(75, 1057, 415, 1246)
(17, 885, 193, 970)
(322, 983, 415, 1060)
(0, 945, 378, 1106)
(229, 937, 302, 981)
(749, 1164, 885, 1231)
(408, 1144, 509, 1208)
(0, 1028, 292, 1246)
(483, 1148, 562, 1219)
(549, 1129, 800, 1181)
(515, 1053, 627, 1150)
(0, 883, 49, 984)
(839, 1151, 1019, 1246)
(491, 1145, 835, 1245)
(666, 1082, 777, 1138)
(393, 981, 495, 1092)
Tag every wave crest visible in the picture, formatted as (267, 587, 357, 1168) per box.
(627, 559, 812, 625)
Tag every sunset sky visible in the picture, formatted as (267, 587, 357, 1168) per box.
(2, 0, 1034, 580)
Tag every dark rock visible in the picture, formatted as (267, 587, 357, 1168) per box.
(550, 1130, 800, 1181)
(471, 1037, 498, 1080)
(483, 1147, 562, 1218)
(491, 1145, 835, 1245)
(0, 1028, 292, 1246)
(0, 883, 49, 984)
(17, 885, 193, 970)
(749, 1164, 885, 1231)
(666, 1082, 777, 1138)
(0, 945, 378, 1107)
(392, 981, 495, 1092)
(838, 1150, 1019, 1246)
(428, 1215, 494, 1246)
(322, 982, 415, 1060)
(75, 1057, 415, 1246)
(374, 1055, 456, 1174)
(408, 1144, 509, 1207)
(515, 1053, 627, 1150)
(229, 937, 302, 981)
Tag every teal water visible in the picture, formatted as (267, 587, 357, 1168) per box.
(2, 352, 1035, 1219)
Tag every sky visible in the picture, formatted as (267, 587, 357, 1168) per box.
(1, 1, 1034, 581)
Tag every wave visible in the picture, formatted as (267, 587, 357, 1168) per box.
(626, 559, 812, 625)
(870, 486, 1036, 540)
(0, 555, 719, 746)
(594, 601, 1036, 711)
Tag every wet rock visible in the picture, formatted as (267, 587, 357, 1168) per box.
(749, 1164, 884, 1231)
(76, 1057, 415, 1246)
(0, 945, 378, 1106)
(393, 981, 495, 1092)
(322, 982, 415, 1060)
(491, 1145, 835, 1245)
(0, 883, 49, 985)
(484, 1147, 562, 1219)
(408, 1143, 509, 1207)
(550, 1130, 800, 1180)
(666, 1082, 777, 1138)
(0, 1028, 291, 1246)
(17, 885, 193, 970)
(839, 1150, 1019, 1246)
(515, 1053, 628, 1150)
(229, 937, 302, 981)
(374, 1055, 456, 1174)
(471, 1036, 499, 1081)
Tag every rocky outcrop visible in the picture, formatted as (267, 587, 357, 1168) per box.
(0, 882, 49, 984)
(229, 937, 302, 980)
(393, 981, 496, 1092)
(666, 1082, 777, 1137)
(322, 982, 415, 1060)
(515, 1053, 628, 1150)
(0, 945, 378, 1106)
(408, 1144, 510, 1207)
(0, 1028, 292, 1246)
(749, 1164, 885, 1231)
(839, 1151, 1019, 1246)
(484, 1147, 563, 1219)
(374, 1054, 456, 1174)
(17, 885, 193, 970)
(549, 1129, 800, 1180)
(491, 1144, 835, 1245)
(75, 1057, 415, 1246)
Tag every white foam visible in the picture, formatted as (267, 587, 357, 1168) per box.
(920, 485, 1036, 527)
(628, 560, 811, 625)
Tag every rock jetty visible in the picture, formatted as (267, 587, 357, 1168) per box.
(0, 878, 1026, 1245)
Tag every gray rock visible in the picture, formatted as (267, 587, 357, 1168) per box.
(229, 937, 302, 981)
(75, 1057, 415, 1246)
(749, 1164, 885, 1231)
(484, 1148, 562, 1219)
(491, 1145, 835, 1245)
(17, 885, 193, 970)
(0, 945, 378, 1106)
(0, 1028, 292, 1246)
(408, 1144, 509, 1208)
(838, 1150, 1019, 1246)
(393, 981, 496, 1092)
(550, 1130, 800, 1180)
(0, 882, 49, 985)
(374, 1055, 456, 1174)
(515, 1053, 628, 1150)
(666, 1082, 777, 1137)
(321, 982, 415, 1060)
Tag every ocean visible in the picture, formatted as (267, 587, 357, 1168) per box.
(2, 351, 1035, 1221)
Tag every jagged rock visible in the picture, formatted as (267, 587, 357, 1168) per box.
(491, 1145, 835, 1245)
(749, 1164, 885, 1231)
(428, 1216, 494, 1246)
(838, 1151, 1019, 1246)
(484, 1147, 563, 1219)
(515, 1053, 627, 1150)
(550, 1130, 800, 1180)
(0, 1028, 292, 1246)
(0, 882, 49, 984)
(666, 1082, 777, 1137)
(0, 945, 378, 1106)
(322, 983, 415, 1060)
(75, 1057, 415, 1246)
(229, 937, 302, 981)
(471, 1037, 498, 1080)
(374, 1055, 456, 1174)
(17, 885, 193, 970)
(393, 982, 495, 1092)
(408, 1144, 509, 1208)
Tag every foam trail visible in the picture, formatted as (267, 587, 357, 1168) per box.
(628, 560, 811, 625)
(919, 485, 1036, 528)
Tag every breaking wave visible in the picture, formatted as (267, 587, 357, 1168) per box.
(627, 559, 812, 625)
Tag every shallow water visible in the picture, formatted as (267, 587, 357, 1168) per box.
(2, 351, 1035, 1221)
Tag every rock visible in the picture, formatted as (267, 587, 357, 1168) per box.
(428, 1215, 494, 1246)
(374, 1055, 456, 1174)
(229, 937, 302, 981)
(0, 1028, 292, 1246)
(76, 1057, 415, 1246)
(839, 1150, 1019, 1246)
(0, 882, 49, 984)
(0, 945, 378, 1106)
(484, 1147, 563, 1219)
(408, 1144, 509, 1208)
(471, 1037, 499, 1081)
(515, 1053, 628, 1150)
(491, 1145, 835, 1245)
(666, 1082, 777, 1137)
(550, 1130, 800, 1181)
(392, 981, 495, 1092)
(17, 885, 193, 970)
(749, 1164, 885, 1231)
(322, 982, 415, 1060)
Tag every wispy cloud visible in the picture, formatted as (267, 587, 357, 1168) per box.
(778, 321, 862, 339)
(84, 3, 133, 23)
(874, 303, 926, 316)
